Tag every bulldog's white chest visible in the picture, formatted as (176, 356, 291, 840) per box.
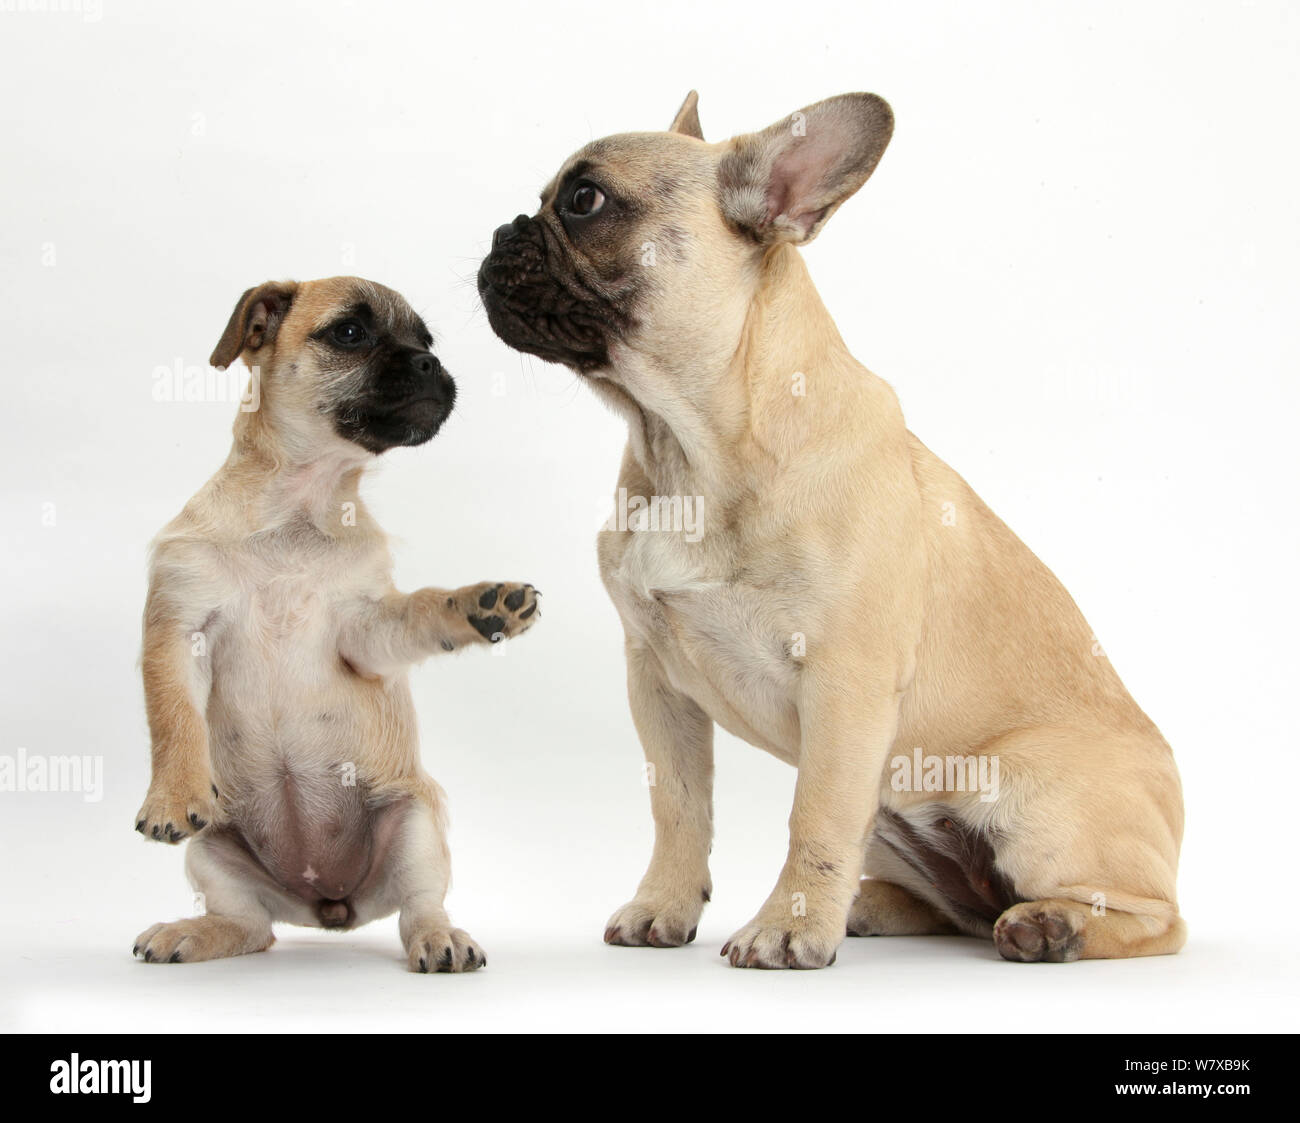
(604, 528, 803, 761)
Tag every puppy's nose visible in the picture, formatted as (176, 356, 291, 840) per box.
(492, 215, 531, 248)
(410, 352, 440, 376)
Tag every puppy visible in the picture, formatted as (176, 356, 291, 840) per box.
(478, 93, 1184, 967)
(133, 277, 539, 971)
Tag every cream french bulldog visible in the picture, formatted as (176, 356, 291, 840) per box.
(478, 92, 1184, 968)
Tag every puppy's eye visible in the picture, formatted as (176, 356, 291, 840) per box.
(331, 320, 368, 347)
(569, 183, 606, 217)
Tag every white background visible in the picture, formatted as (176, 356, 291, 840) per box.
(1, 0, 1297, 1033)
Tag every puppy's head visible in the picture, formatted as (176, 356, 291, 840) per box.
(477, 91, 893, 381)
(211, 276, 456, 455)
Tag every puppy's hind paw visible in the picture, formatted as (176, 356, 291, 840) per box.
(133, 917, 271, 964)
(407, 926, 486, 974)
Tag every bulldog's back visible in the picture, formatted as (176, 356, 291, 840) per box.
(899, 430, 1168, 752)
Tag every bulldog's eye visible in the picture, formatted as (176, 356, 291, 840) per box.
(331, 320, 368, 347)
(569, 182, 606, 217)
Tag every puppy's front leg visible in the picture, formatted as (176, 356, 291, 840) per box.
(339, 582, 539, 678)
(723, 666, 900, 969)
(605, 640, 714, 948)
(136, 585, 218, 843)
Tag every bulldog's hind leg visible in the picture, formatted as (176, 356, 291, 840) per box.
(847, 877, 958, 937)
(133, 829, 277, 964)
(987, 728, 1186, 962)
(993, 898, 1186, 962)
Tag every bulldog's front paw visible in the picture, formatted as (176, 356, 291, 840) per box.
(134, 779, 217, 844)
(406, 925, 486, 973)
(722, 910, 843, 970)
(463, 582, 540, 643)
(604, 891, 706, 948)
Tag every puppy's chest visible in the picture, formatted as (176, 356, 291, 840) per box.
(219, 534, 384, 663)
(605, 528, 803, 750)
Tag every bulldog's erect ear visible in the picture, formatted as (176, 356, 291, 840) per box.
(669, 90, 704, 140)
(209, 280, 299, 370)
(717, 93, 893, 245)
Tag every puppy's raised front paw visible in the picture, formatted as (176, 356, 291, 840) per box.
(463, 581, 540, 643)
(134, 780, 217, 844)
(722, 912, 842, 970)
(604, 893, 705, 948)
(406, 925, 486, 974)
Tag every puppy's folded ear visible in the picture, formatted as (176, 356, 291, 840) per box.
(718, 93, 893, 245)
(209, 281, 299, 370)
(669, 90, 704, 140)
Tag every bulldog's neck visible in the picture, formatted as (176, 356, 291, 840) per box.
(609, 243, 874, 505)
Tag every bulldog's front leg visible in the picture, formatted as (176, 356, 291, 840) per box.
(340, 583, 539, 677)
(605, 641, 715, 948)
(723, 668, 900, 969)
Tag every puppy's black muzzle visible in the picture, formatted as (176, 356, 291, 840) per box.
(375, 348, 455, 414)
(333, 348, 457, 454)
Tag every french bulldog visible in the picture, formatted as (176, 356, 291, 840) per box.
(478, 93, 1183, 968)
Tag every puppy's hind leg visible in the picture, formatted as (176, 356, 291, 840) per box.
(390, 787, 485, 974)
(133, 830, 275, 964)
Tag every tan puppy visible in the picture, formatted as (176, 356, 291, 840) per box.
(478, 93, 1184, 968)
(133, 277, 539, 971)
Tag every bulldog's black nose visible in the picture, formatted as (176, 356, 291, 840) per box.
(492, 215, 531, 248)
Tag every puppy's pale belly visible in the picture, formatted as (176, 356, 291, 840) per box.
(204, 585, 408, 917)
